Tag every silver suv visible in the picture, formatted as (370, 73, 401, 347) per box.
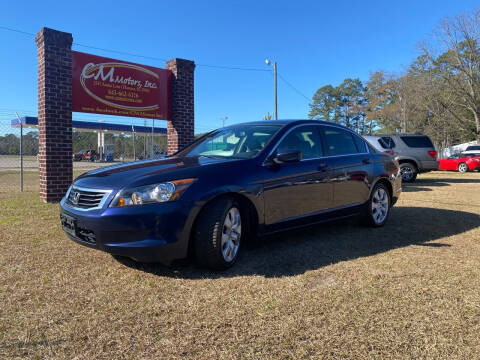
(364, 134, 439, 182)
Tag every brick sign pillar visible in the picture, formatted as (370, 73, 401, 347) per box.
(35, 28, 73, 202)
(165, 58, 195, 155)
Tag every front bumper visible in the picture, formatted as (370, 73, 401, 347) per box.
(60, 196, 196, 263)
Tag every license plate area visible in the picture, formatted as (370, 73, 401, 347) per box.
(61, 213, 76, 237)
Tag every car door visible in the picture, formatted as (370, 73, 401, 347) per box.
(319, 126, 372, 208)
(262, 125, 334, 225)
(448, 157, 460, 170)
(443, 156, 459, 170)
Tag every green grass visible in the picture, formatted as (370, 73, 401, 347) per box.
(0, 171, 479, 359)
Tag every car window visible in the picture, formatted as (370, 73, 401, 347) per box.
(400, 136, 434, 148)
(276, 126, 324, 160)
(466, 146, 480, 151)
(353, 135, 367, 153)
(378, 137, 395, 149)
(321, 127, 359, 156)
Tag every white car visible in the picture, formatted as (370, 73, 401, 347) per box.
(462, 145, 480, 155)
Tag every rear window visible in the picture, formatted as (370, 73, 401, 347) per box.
(378, 137, 395, 149)
(466, 145, 480, 151)
(400, 136, 434, 148)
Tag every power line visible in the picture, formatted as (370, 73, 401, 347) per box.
(0, 25, 34, 36)
(0, 25, 270, 72)
(196, 63, 269, 72)
(73, 43, 168, 62)
(278, 73, 311, 102)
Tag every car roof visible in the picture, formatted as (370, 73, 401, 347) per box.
(226, 119, 353, 131)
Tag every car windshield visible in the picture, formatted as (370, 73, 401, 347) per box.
(179, 124, 281, 159)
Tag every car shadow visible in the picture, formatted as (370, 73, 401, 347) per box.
(114, 206, 479, 279)
(420, 176, 480, 184)
(402, 186, 433, 192)
(402, 175, 480, 192)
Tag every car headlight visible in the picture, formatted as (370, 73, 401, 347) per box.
(110, 178, 196, 207)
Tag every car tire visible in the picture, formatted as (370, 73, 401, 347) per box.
(458, 162, 468, 173)
(362, 182, 391, 228)
(399, 162, 417, 182)
(194, 197, 243, 270)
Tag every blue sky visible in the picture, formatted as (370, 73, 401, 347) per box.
(0, 0, 478, 133)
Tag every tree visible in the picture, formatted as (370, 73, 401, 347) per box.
(309, 79, 369, 134)
(336, 78, 367, 132)
(263, 112, 272, 120)
(420, 9, 480, 141)
(309, 85, 339, 122)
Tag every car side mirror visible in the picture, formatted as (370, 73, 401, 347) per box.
(273, 150, 301, 164)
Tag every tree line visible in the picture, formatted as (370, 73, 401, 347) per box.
(309, 9, 480, 148)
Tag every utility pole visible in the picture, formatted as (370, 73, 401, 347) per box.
(265, 59, 278, 120)
(16, 113, 23, 192)
(273, 62, 277, 120)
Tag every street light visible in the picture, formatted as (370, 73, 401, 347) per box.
(220, 116, 228, 128)
(265, 59, 277, 120)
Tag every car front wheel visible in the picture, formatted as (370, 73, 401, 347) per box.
(363, 183, 391, 227)
(194, 197, 243, 270)
(458, 162, 468, 173)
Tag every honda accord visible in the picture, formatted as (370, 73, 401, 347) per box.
(60, 120, 402, 269)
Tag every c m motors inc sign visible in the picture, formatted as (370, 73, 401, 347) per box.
(72, 51, 171, 120)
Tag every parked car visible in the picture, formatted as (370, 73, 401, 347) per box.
(463, 145, 480, 155)
(438, 153, 480, 172)
(60, 120, 402, 270)
(73, 149, 98, 162)
(363, 135, 396, 156)
(363, 134, 438, 182)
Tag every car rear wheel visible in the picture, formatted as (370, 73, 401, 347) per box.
(400, 162, 417, 182)
(458, 162, 468, 173)
(362, 183, 390, 227)
(194, 197, 243, 270)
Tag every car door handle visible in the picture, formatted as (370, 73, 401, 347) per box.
(362, 158, 371, 164)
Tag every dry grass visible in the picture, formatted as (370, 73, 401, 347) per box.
(0, 171, 479, 359)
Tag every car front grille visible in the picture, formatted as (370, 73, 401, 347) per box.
(67, 187, 111, 209)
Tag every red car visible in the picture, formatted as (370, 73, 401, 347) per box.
(73, 149, 98, 162)
(438, 153, 480, 172)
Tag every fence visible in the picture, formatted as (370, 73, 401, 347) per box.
(0, 115, 168, 194)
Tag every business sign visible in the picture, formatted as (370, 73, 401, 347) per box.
(72, 51, 171, 119)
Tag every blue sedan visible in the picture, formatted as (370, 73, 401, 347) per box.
(60, 120, 401, 270)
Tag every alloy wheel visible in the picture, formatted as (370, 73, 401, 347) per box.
(372, 187, 389, 225)
(221, 207, 241, 262)
(400, 165, 414, 181)
(458, 163, 468, 173)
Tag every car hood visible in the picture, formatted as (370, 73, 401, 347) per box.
(73, 156, 238, 189)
